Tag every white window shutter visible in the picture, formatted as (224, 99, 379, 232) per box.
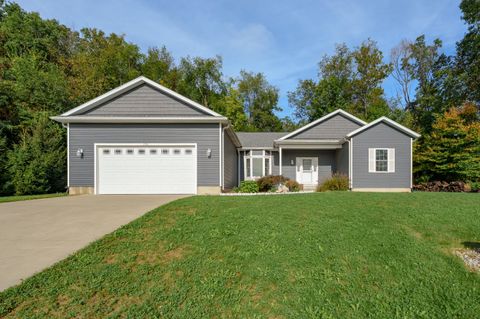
(388, 149, 395, 172)
(368, 148, 375, 172)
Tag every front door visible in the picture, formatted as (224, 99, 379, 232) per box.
(296, 157, 318, 185)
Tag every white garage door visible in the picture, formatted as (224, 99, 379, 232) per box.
(96, 144, 196, 194)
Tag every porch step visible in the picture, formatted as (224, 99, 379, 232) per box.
(302, 184, 318, 191)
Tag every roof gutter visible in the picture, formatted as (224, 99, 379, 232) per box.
(50, 116, 229, 124)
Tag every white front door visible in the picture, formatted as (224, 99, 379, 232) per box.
(296, 157, 318, 185)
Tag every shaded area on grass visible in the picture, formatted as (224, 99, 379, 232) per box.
(0, 192, 479, 318)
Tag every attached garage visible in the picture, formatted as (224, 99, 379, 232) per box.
(96, 144, 197, 194)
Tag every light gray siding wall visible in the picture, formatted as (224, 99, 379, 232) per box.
(69, 123, 220, 187)
(335, 142, 349, 176)
(281, 150, 336, 183)
(290, 114, 362, 139)
(82, 84, 211, 117)
(223, 132, 238, 189)
(352, 122, 411, 188)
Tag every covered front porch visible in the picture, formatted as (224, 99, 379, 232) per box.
(275, 139, 349, 190)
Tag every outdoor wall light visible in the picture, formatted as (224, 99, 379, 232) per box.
(290, 159, 294, 165)
(76, 148, 84, 158)
(206, 148, 212, 158)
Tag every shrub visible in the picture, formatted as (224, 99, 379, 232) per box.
(285, 179, 300, 192)
(237, 180, 259, 193)
(256, 175, 288, 192)
(317, 173, 349, 192)
(468, 181, 480, 192)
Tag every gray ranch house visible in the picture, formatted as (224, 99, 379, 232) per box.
(52, 76, 420, 195)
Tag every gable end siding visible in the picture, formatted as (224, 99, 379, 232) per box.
(289, 114, 363, 139)
(352, 122, 411, 188)
(80, 84, 212, 117)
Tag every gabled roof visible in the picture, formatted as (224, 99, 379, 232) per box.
(59, 76, 223, 118)
(236, 132, 288, 148)
(277, 109, 367, 141)
(346, 116, 420, 139)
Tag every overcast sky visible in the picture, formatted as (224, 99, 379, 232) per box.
(18, 0, 467, 118)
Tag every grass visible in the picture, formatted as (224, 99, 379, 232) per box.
(0, 193, 67, 203)
(0, 192, 479, 318)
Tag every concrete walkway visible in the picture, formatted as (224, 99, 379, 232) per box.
(0, 194, 186, 291)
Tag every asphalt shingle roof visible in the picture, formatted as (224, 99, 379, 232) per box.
(236, 132, 288, 148)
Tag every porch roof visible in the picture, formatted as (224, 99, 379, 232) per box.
(274, 138, 345, 149)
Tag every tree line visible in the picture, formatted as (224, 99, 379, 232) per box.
(0, 1, 479, 195)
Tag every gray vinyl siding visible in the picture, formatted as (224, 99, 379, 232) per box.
(81, 84, 211, 117)
(289, 114, 362, 139)
(223, 132, 238, 189)
(352, 122, 411, 188)
(280, 150, 336, 183)
(69, 123, 220, 187)
(335, 142, 349, 177)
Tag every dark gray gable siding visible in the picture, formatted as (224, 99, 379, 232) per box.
(223, 133, 238, 189)
(69, 123, 219, 187)
(289, 114, 362, 139)
(352, 122, 411, 188)
(81, 84, 212, 117)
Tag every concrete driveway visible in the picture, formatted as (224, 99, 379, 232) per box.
(0, 194, 186, 291)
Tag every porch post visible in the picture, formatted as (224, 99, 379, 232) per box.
(279, 147, 282, 175)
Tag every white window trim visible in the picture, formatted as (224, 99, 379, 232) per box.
(368, 148, 395, 173)
(244, 150, 272, 180)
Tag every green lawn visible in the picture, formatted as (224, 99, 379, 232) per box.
(1, 193, 479, 318)
(0, 193, 66, 203)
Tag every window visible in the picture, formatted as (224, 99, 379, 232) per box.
(185, 149, 193, 155)
(368, 148, 395, 173)
(244, 150, 272, 179)
(173, 149, 181, 155)
(150, 149, 157, 155)
(102, 149, 110, 155)
(138, 149, 146, 155)
(161, 149, 169, 155)
(126, 149, 134, 155)
(115, 149, 122, 155)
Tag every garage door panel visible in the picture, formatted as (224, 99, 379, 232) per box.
(97, 145, 196, 194)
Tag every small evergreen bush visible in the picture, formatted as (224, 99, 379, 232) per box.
(237, 180, 259, 193)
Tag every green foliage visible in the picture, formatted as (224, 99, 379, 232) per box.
(237, 180, 259, 193)
(6, 113, 66, 195)
(237, 71, 283, 132)
(469, 181, 480, 192)
(256, 175, 288, 192)
(414, 104, 480, 182)
(289, 40, 392, 122)
(316, 173, 349, 192)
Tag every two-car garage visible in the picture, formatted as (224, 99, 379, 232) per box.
(96, 144, 197, 195)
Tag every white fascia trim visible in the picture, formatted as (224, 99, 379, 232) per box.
(277, 109, 367, 141)
(239, 147, 276, 150)
(61, 76, 223, 117)
(349, 138, 352, 189)
(51, 116, 229, 124)
(275, 139, 343, 145)
(219, 123, 222, 188)
(410, 138, 413, 189)
(346, 117, 421, 139)
(279, 145, 342, 150)
(67, 123, 70, 188)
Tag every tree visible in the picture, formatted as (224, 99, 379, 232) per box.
(414, 103, 480, 182)
(141, 46, 178, 89)
(214, 87, 248, 131)
(351, 39, 392, 120)
(6, 112, 66, 195)
(177, 55, 226, 112)
(454, 0, 480, 105)
(237, 70, 282, 131)
(391, 40, 415, 109)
